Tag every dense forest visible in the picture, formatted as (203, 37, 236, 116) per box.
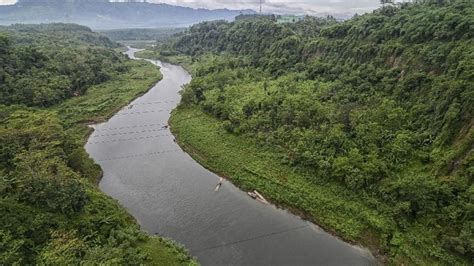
(0, 24, 194, 264)
(161, 1, 473, 264)
(100, 27, 186, 50)
(101, 28, 184, 42)
(0, 23, 121, 107)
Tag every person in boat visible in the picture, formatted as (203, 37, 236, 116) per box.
(215, 178, 224, 192)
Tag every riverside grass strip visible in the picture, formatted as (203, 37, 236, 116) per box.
(56, 58, 196, 265)
(170, 105, 392, 262)
(170, 105, 472, 265)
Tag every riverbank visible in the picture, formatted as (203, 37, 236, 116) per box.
(141, 4, 473, 261)
(169, 105, 387, 263)
(134, 50, 195, 73)
(65, 57, 196, 265)
(57, 59, 161, 137)
(86, 49, 379, 265)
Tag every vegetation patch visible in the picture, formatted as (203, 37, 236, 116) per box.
(0, 23, 196, 264)
(135, 49, 195, 73)
(171, 105, 391, 261)
(162, 1, 473, 264)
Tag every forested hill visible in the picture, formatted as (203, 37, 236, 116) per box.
(0, 0, 254, 29)
(0, 23, 121, 107)
(0, 24, 194, 264)
(2, 23, 118, 47)
(163, 1, 473, 264)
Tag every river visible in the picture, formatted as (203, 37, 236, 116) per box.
(85, 48, 376, 266)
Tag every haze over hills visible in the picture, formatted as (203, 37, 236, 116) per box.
(0, 0, 255, 29)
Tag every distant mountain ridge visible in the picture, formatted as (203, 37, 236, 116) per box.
(0, 0, 255, 29)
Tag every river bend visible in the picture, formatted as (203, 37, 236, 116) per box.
(85, 48, 375, 266)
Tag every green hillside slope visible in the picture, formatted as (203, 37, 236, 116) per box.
(158, 1, 473, 264)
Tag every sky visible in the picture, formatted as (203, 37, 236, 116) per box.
(0, 0, 383, 16)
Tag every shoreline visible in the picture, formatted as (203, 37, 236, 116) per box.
(79, 48, 197, 264)
(168, 106, 383, 264)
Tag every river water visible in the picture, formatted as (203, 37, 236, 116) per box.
(85, 48, 375, 266)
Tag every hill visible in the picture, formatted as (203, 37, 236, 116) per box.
(0, 0, 254, 29)
(156, 1, 473, 264)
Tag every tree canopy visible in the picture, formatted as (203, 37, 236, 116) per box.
(0, 23, 125, 107)
(0, 23, 194, 264)
(163, 1, 473, 263)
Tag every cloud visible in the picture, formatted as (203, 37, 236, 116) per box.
(0, 0, 16, 5)
(0, 0, 382, 15)
(148, 0, 381, 15)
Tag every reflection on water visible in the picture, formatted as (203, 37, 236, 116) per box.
(85, 48, 375, 266)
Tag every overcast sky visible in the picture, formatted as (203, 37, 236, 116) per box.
(0, 0, 383, 15)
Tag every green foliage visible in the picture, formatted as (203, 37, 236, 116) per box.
(0, 199, 55, 264)
(0, 24, 195, 265)
(37, 230, 88, 265)
(101, 28, 185, 42)
(0, 110, 88, 215)
(0, 23, 125, 107)
(164, 1, 473, 264)
(135, 49, 195, 73)
(4, 23, 118, 48)
(139, 237, 198, 266)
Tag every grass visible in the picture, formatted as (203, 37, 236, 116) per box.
(170, 105, 392, 262)
(54, 58, 197, 265)
(139, 237, 198, 266)
(119, 40, 157, 49)
(55, 59, 162, 129)
(170, 105, 474, 265)
(134, 50, 195, 73)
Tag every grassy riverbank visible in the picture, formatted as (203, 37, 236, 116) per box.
(1, 44, 196, 264)
(1, 23, 197, 264)
(170, 103, 472, 265)
(56, 59, 162, 136)
(135, 50, 195, 73)
(60, 59, 197, 265)
(169, 105, 389, 262)
(162, 3, 473, 264)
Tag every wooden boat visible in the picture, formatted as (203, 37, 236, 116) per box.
(248, 190, 268, 204)
(214, 178, 224, 192)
